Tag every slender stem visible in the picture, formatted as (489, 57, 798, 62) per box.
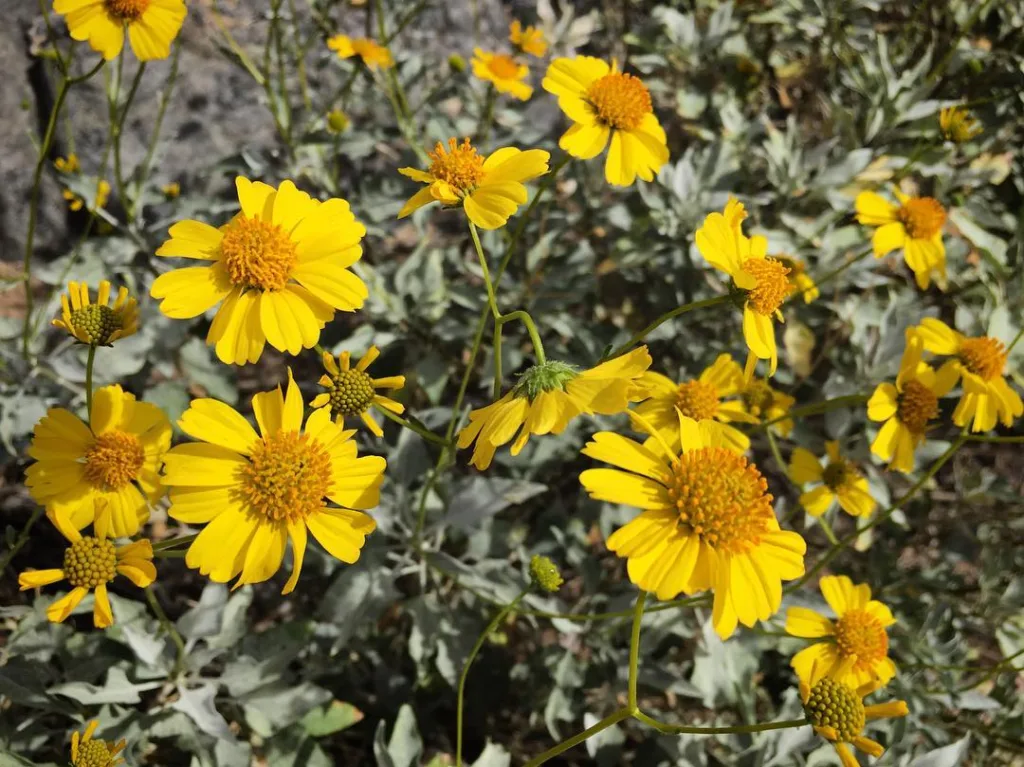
(468, 222, 501, 319)
(818, 516, 839, 546)
(0, 507, 44, 577)
(765, 428, 789, 483)
(965, 434, 1024, 443)
(456, 590, 527, 766)
(796, 248, 872, 302)
(627, 591, 647, 712)
(110, 62, 147, 218)
(763, 394, 869, 427)
(210, 0, 266, 85)
(634, 711, 809, 735)
(602, 295, 731, 362)
(477, 85, 496, 148)
(150, 533, 199, 552)
(522, 708, 632, 767)
(497, 311, 546, 364)
(85, 345, 97, 422)
(131, 41, 181, 221)
(492, 320, 504, 399)
(145, 587, 187, 678)
(1006, 326, 1024, 354)
(376, 406, 449, 446)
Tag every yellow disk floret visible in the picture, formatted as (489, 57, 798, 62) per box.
(958, 336, 1007, 381)
(428, 138, 485, 194)
(68, 305, 120, 346)
(586, 73, 652, 130)
(83, 431, 145, 491)
(105, 0, 150, 21)
(220, 216, 299, 291)
(63, 537, 117, 589)
(675, 380, 720, 421)
(834, 609, 890, 674)
(897, 379, 938, 434)
(240, 432, 332, 522)
(743, 257, 794, 315)
(803, 677, 866, 742)
(325, 368, 377, 417)
(897, 198, 945, 240)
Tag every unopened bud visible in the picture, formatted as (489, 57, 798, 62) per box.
(448, 53, 467, 73)
(529, 555, 563, 593)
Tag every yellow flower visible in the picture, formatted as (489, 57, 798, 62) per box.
(867, 334, 957, 473)
(789, 442, 875, 518)
(52, 280, 138, 346)
(800, 661, 908, 767)
(457, 347, 652, 470)
(19, 508, 156, 629)
(735, 375, 796, 436)
(939, 105, 982, 143)
(776, 255, 819, 303)
(64, 179, 111, 212)
(580, 415, 806, 639)
(151, 177, 367, 365)
(787, 575, 896, 688)
(327, 34, 393, 69)
(472, 48, 532, 101)
(162, 181, 180, 198)
(398, 137, 550, 230)
(510, 20, 547, 57)
(70, 720, 126, 766)
(696, 198, 794, 375)
(856, 186, 947, 290)
(161, 371, 386, 593)
(912, 318, 1023, 432)
(55, 153, 80, 173)
(25, 384, 170, 538)
(543, 56, 669, 186)
(53, 0, 187, 61)
(311, 347, 406, 437)
(633, 354, 758, 453)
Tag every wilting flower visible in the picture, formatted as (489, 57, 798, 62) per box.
(912, 318, 1023, 432)
(55, 154, 80, 173)
(776, 255, 819, 303)
(18, 509, 155, 628)
(786, 575, 896, 688)
(64, 180, 111, 212)
(26, 385, 170, 537)
(162, 371, 385, 593)
(52, 280, 138, 346)
(580, 414, 806, 639)
(54, 0, 187, 61)
(735, 375, 796, 436)
(789, 442, 875, 518)
(510, 20, 547, 57)
(939, 105, 982, 144)
(327, 34, 393, 69)
(543, 56, 668, 186)
(696, 198, 794, 375)
(70, 720, 127, 766)
(458, 348, 652, 470)
(856, 186, 947, 290)
(398, 137, 549, 230)
(472, 48, 532, 100)
(152, 177, 368, 365)
(311, 346, 406, 437)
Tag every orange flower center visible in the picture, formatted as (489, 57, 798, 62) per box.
(428, 138, 485, 194)
(897, 379, 938, 434)
(822, 457, 855, 491)
(834, 608, 889, 671)
(742, 380, 775, 416)
(898, 198, 946, 240)
(487, 54, 522, 80)
(84, 431, 144, 490)
(958, 336, 1006, 381)
(586, 72, 652, 131)
(105, 0, 150, 21)
(326, 369, 376, 417)
(675, 380, 720, 421)
(63, 536, 117, 589)
(220, 215, 298, 291)
(239, 431, 332, 522)
(664, 446, 774, 554)
(742, 257, 794, 315)
(803, 677, 865, 742)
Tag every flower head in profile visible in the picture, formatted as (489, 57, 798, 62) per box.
(311, 346, 406, 437)
(26, 385, 170, 537)
(162, 371, 386, 593)
(633, 354, 757, 453)
(53, 280, 138, 347)
(19, 509, 155, 628)
(54, 0, 187, 61)
(152, 177, 368, 365)
(70, 720, 126, 767)
(856, 186, 947, 290)
(776, 255, 819, 303)
(801, 661, 908, 767)
(580, 414, 806, 639)
(735, 375, 796, 436)
(912, 318, 1022, 432)
(510, 20, 547, 57)
(64, 179, 111, 212)
(543, 56, 669, 186)
(472, 49, 532, 100)
(327, 34, 393, 69)
(457, 347, 652, 470)
(398, 138, 550, 230)
(867, 334, 957, 472)
(696, 199, 794, 375)
(789, 442, 875, 519)
(787, 575, 896, 689)
(939, 105, 982, 144)
(55, 154, 80, 174)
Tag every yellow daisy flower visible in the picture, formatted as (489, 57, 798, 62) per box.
(633, 354, 758, 453)
(939, 105, 982, 143)
(52, 280, 138, 346)
(776, 255, 819, 303)
(696, 198, 794, 375)
(25, 385, 170, 538)
(162, 371, 386, 593)
(509, 20, 547, 57)
(472, 48, 532, 100)
(55, 153, 80, 173)
(64, 179, 111, 212)
(800, 661, 908, 767)
(151, 177, 368, 366)
(786, 575, 896, 688)
(580, 414, 806, 639)
(457, 347, 652, 471)
(912, 318, 1023, 432)
(398, 137, 550, 230)
(53, 0, 187, 61)
(70, 720, 126, 766)
(18, 508, 156, 629)
(735, 375, 796, 436)
(311, 347, 406, 437)
(542, 56, 669, 186)
(867, 335, 957, 473)
(855, 186, 947, 290)
(327, 34, 393, 69)
(789, 442, 876, 518)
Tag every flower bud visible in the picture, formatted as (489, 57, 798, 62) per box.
(448, 53, 466, 73)
(529, 554, 563, 593)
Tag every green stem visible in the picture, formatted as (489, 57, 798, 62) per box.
(1006, 326, 1024, 354)
(211, 0, 266, 85)
(145, 587, 187, 678)
(965, 434, 1024, 443)
(522, 708, 632, 767)
(376, 406, 449, 446)
(456, 589, 527, 766)
(765, 428, 789, 483)
(0, 507, 44, 577)
(818, 516, 839, 546)
(497, 311, 546, 364)
(796, 248, 872, 302)
(131, 40, 181, 221)
(477, 85, 496, 148)
(602, 295, 731, 362)
(151, 533, 199, 552)
(634, 711, 809, 735)
(85, 344, 97, 422)
(627, 591, 647, 712)
(110, 61, 147, 219)
(763, 394, 869, 427)
(926, 0, 995, 83)
(468, 221, 500, 319)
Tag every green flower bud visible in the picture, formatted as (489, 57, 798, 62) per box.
(529, 554, 563, 593)
(448, 53, 467, 72)
(327, 109, 350, 133)
(512, 361, 578, 401)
